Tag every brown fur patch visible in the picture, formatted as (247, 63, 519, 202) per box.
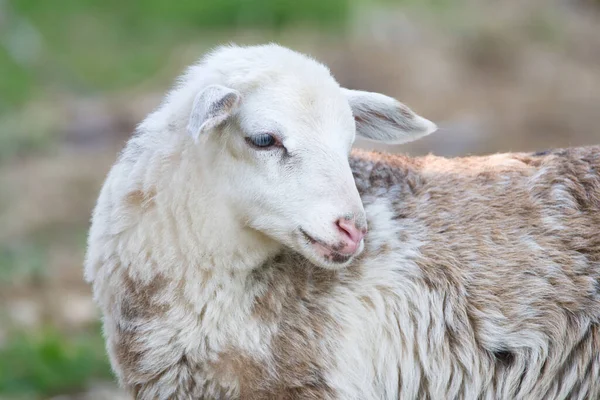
(213, 350, 333, 400)
(120, 273, 168, 320)
(125, 188, 156, 210)
(112, 273, 169, 383)
(242, 255, 340, 399)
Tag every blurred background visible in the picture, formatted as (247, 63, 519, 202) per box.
(0, 0, 599, 398)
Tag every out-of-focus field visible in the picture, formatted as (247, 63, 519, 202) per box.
(0, 0, 599, 398)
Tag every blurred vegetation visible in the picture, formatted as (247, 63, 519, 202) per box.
(0, 325, 112, 398)
(0, 224, 87, 284)
(0, 240, 45, 284)
(0, 108, 59, 164)
(1, 0, 351, 111)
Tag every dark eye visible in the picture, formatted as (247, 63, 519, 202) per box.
(246, 133, 278, 149)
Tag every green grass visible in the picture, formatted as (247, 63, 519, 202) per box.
(0, 241, 46, 285)
(376, 0, 458, 11)
(2, 0, 352, 111)
(0, 325, 113, 398)
(0, 0, 354, 162)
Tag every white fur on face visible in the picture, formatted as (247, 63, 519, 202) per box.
(168, 44, 437, 269)
(107, 44, 436, 272)
(208, 70, 367, 269)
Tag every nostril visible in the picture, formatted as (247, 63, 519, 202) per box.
(336, 221, 350, 239)
(336, 219, 364, 243)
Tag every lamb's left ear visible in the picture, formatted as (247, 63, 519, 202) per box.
(342, 88, 437, 144)
(187, 84, 241, 141)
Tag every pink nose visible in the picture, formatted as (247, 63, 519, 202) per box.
(335, 219, 367, 255)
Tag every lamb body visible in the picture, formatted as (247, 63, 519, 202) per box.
(85, 44, 600, 399)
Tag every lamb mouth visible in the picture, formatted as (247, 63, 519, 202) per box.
(299, 228, 353, 264)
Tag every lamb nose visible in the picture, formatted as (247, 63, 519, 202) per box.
(336, 219, 366, 244)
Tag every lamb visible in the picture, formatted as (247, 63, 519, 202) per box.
(85, 43, 600, 399)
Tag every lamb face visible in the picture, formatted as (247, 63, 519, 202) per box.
(181, 44, 437, 269)
(187, 79, 364, 269)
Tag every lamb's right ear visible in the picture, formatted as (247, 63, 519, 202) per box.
(342, 88, 437, 144)
(187, 84, 241, 141)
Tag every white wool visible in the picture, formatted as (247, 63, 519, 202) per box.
(85, 44, 599, 400)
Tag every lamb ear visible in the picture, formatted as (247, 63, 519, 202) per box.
(342, 88, 437, 144)
(187, 84, 241, 141)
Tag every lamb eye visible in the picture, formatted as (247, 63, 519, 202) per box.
(246, 133, 277, 148)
